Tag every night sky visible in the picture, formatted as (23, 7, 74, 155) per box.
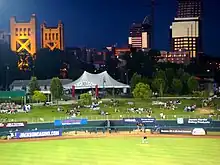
(0, 0, 219, 56)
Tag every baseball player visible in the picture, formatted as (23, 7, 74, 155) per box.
(142, 136, 148, 144)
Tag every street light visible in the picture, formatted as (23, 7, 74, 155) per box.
(5, 65, 10, 91)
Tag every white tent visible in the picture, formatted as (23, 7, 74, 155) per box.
(63, 71, 130, 89)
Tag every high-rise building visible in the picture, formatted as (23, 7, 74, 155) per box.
(0, 30, 10, 44)
(177, 0, 202, 18)
(10, 14, 37, 56)
(128, 16, 151, 49)
(41, 21, 64, 51)
(170, 0, 203, 58)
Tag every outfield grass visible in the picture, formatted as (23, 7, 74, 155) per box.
(0, 137, 220, 165)
(0, 98, 219, 123)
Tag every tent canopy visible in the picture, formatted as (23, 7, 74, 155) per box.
(64, 71, 130, 89)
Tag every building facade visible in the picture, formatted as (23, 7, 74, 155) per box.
(0, 30, 10, 44)
(128, 16, 151, 49)
(177, 0, 202, 18)
(158, 49, 190, 64)
(114, 48, 131, 56)
(170, 0, 203, 58)
(41, 21, 64, 51)
(10, 14, 37, 56)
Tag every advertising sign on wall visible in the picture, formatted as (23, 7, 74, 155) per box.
(123, 118, 156, 124)
(177, 118, 212, 125)
(15, 130, 62, 139)
(177, 118, 184, 124)
(0, 122, 27, 128)
(54, 119, 88, 127)
(187, 118, 211, 124)
(160, 128, 193, 135)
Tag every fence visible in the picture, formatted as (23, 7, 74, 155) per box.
(1, 114, 220, 123)
(1, 125, 220, 137)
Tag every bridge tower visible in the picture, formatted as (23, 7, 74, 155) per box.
(10, 14, 37, 56)
(41, 21, 64, 51)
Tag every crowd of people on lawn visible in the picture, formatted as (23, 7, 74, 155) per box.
(0, 102, 31, 114)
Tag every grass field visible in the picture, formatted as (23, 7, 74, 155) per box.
(0, 137, 220, 165)
(1, 98, 219, 123)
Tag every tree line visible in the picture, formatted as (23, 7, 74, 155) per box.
(28, 77, 63, 103)
(0, 42, 219, 94)
(131, 67, 211, 99)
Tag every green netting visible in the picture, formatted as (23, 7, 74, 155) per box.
(0, 91, 26, 99)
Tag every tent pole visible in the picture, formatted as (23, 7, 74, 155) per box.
(112, 88, 115, 98)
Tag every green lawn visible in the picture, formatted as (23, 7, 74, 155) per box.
(0, 137, 220, 165)
(0, 98, 219, 123)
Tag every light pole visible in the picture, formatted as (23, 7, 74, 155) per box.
(5, 65, 10, 91)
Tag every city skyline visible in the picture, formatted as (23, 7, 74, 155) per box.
(0, 0, 219, 56)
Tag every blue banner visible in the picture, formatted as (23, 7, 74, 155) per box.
(15, 130, 62, 139)
(54, 118, 88, 126)
(123, 118, 156, 124)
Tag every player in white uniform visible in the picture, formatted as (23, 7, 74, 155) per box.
(142, 136, 148, 144)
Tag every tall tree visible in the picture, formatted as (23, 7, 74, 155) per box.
(180, 72, 191, 94)
(165, 68, 175, 84)
(176, 68, 185, 78)
(187, 76, 199, 93)
(151, 78, 166, 96)
(50, 77, 63, 103)
(130, 73, 142, 91)
(171, 78, 183, 95)
(155, 69, 167, 81)
(133, 82, 152, 99)
(28, 76, 40, 95)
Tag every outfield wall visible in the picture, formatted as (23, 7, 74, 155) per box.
(1, 118, 220, 134)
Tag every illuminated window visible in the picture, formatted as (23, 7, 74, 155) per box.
(45, 33, 47, 40)
(15, 28, 18, 36)
(193, 51, 196, 57)
(28, 28, 31, 36)
(23, 28, 26, 36)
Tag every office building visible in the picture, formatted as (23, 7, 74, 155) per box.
(10, 14, 37, 56)
(170, 0, 203, 58)
(158, 49, 190, 64)
(177, 0, 202, 18)
(114, 48, 131, 56)
(41, 21, 64, 51)
(0, 30, 10, 44)
(128, 16, 151, 49)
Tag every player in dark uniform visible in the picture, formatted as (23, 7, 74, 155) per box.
(142, 136, 148, 144)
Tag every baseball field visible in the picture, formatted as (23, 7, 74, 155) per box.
(0, 135, 220, 165)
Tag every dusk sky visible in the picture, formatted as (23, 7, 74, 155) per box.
(0, 0, 219, 56)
